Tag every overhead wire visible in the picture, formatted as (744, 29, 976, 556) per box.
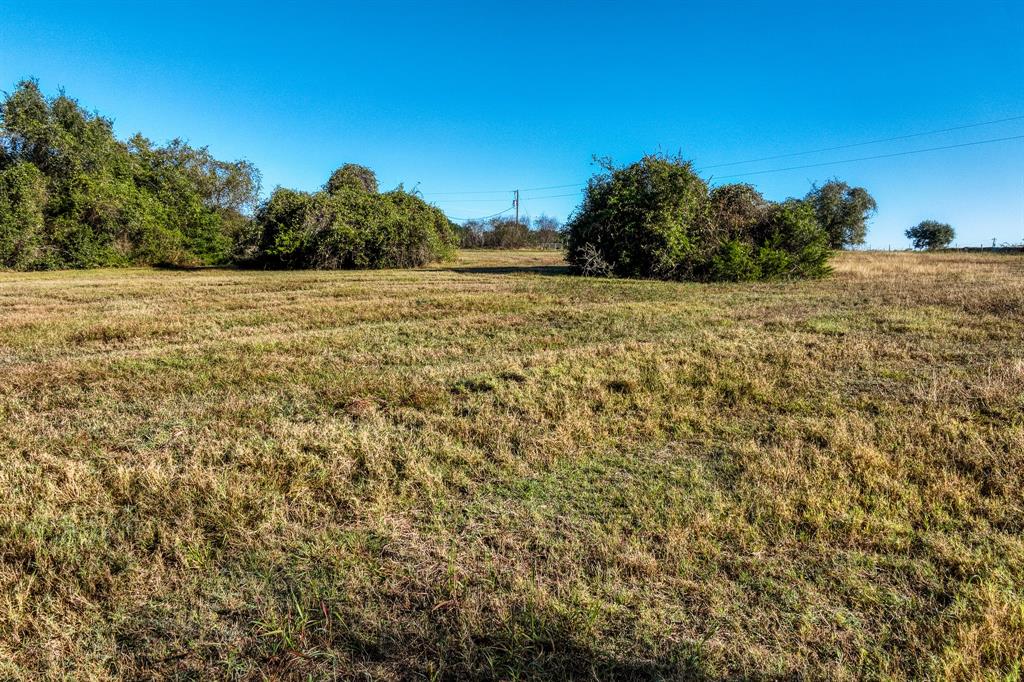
(446, 206, 514, 222)
(422, 115, 1024, 219)
(711, 134, 1024, 180)
(697, 114, 1024, 170)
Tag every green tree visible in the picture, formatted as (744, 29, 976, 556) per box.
(0, 161, 48, 268)
(905, 220, 954, 250)
(0, 79, 260, 269)
(805, 179, 877, 249)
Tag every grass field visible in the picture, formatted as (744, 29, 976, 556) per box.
(1, 249, 1022, 680)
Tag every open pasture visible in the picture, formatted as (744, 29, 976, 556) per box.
(1, 250, 1022, 679)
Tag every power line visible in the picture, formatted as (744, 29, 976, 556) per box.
(426, 115, 1024, 202)
(431, 196, 519, 203)
(520, 191, 584, 200)
(425, 182, 583, 197)
(519, 182, 584, 192)
(712, 134, 1024, 180)
(446, 206, 514, 222)
(444, 191, 582, 223)
(425, 189, 512, 196)
(697, 114, 1024, 170)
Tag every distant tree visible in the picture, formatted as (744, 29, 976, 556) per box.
(532, 214, 562, 247)
(455, 220, 486, 248)
(805, 179, 877, 249)
(905, 220, 954, 250)
(326, 164, 378, 194)
(487, 218, 532, 248)
(533, 214, 560, 231)
(454, 215, 562, 249)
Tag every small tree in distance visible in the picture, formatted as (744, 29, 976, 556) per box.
(906, 220, 955, 250)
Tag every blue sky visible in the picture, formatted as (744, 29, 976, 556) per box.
(2, 1, 1022, 247)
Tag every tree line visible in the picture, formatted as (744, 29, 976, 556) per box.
(1, 80, 958, 277)
(0, 80, 261, 269)
(0, 80, 455, 270)
(455, 215, 562, 249)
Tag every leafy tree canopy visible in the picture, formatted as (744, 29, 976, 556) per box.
(0, 79, 260, 269)
(805, 179, 877, 249)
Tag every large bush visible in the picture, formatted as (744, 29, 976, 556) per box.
(906, 220, 954, 250)
(237, 167, 455, 269)
(565, 155, 832, 281)
(0, 79, 260, 269)
(566, 155, 712, 279)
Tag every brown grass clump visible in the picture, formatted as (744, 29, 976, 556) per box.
(0, 249, 1022, 679)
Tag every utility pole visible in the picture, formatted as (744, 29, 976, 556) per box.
(514, 189, 520, 224)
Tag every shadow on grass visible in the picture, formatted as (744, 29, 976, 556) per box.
(265, 601, 721, 681)
(446, 264, 574, 277)
(152, 261, 211, 271)
(129, 596, 725, 680)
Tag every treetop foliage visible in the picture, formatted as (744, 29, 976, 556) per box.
(805, 179, 877, 249)
(326, 163, 378, 195)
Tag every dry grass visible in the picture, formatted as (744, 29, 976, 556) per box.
(0, 249, 1022, 680)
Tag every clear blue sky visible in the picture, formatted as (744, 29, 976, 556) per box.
(2, 1, 1022, 247)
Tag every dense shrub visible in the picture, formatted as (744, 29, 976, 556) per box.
(709, 183, 769, 238)
(706, 201, 831, 281)
(0, 79, 260, 269)
(0, 161, 47, 268)
(237, 167, 456, 269)
(805, 179, 877, 249)
(565, 155, 832, 281)
(906, 220, 954, 250)
(566, 155, 712, 279)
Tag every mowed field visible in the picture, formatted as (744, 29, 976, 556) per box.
(1, 250, 1022, 680)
